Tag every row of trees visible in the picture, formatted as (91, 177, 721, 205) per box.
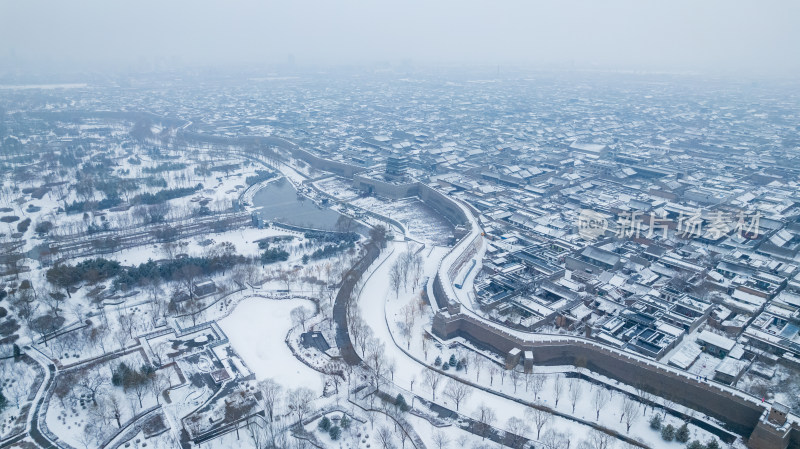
(389, 249, 424, 298)
(113, 253, 246, 290)
(245, 378, 319, 448)
(46, 258, 122, 297)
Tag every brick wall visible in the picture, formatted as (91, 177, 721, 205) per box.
(433, 311, 769, 439)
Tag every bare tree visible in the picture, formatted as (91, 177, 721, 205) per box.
(318, 300, 332, 330)
(366, 340, 387, 389)
(42, 291, 66, 317)
(540, 429, 570, 449)
(77, 369, 108, 406)
(634, 383, 653, 415)
(119, 312, 136, 340)
(399, 250, 413, 290)
(376, 425, 395, 449)
(389, 262, 403, 298)
(7, 377, 27, 409)
(423, 369, 442, 402)
(150, 340, 169, 366)
(290, 305, 310, 331)
(473, 403, 497, 440)
(259, 378, 283, 422)
(150, 371, 170, 405)
(411, 253, 424, 289)
(505, 416, 530, 448)
(113, 328, 130, 350)
(30, 313, 63, 347)
(175, 264, 202, 298)
(387, 358, 397, 382)
(398, 425, 410, 449)
(660, 395, 674, 419)
(76, 422, 101, 449)
(471, 353, 485, 382)
(129, 374, 152, 409)
(586, 429, 615, 449)
(103, 394, 124, 428)
(553, 374, 564, 408)
(509, 369, 522, 393)
(569, 379, 582, 414)
(399, 302, 417, 349)
(525, 407, 552, 439)
(247, 415, 271, 449)
(489, 365, 499, 386)
(531, 372, 546, 402)
(443, 380, 471, 411)
(185, 297, 206, 327)
(145, 277, 164, 326)
(621, 396, 640, 432)
(432, 429, 450, 449)
(592, 388, 608, 421)
(287, 387, 315, 424)
(348, 313, 365, 354)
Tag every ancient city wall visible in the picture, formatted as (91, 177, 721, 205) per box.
(352, 174, 420, 199)
(432, 312, 770, 440)
(290, 147, 368, 178)
(417, 183, 469, 227)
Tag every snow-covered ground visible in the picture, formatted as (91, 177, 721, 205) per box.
(44, 349, 158, 449)
(350, 197, 455, 245)
(0, 357, 39, 439)
(218, 297, 323, 393)
(313, 176, 362, 202)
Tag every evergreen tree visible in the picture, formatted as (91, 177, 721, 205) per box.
(675, 423, 690, 443)
(329, 426, 342, 440)
(434, 356, 442, 366)
(649, 414, 662, 430)
(449, 354, 457, 367)
(687, 441, 704, 449)
(661, 424, 675, 441)
(318, 416, 331, 432)
(705, 439, 721, 449)
(340, 414, 351, 430)
(396, 394, 410, 412)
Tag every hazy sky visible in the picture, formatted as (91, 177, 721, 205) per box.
(1, 0, 799, 76)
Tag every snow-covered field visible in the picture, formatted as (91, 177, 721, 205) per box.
(0, 357, 39, 439)
(313, 176, 362, 202)
(350, 197, 455, 245)
(218, 297, 323, 393)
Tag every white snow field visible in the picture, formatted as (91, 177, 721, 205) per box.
(218, 297, 323, 393)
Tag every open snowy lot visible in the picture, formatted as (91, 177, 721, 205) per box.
(350, 196, 455, 245)
(313, 176, 363, 201)
(218, 297, 323, 393)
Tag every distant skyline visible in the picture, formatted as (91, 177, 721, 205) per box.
(1, 0, 799, 78)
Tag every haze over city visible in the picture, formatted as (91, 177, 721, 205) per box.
(2, 0, 800, 76)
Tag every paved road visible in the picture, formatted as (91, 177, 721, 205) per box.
(29, 363, 60, 448)
(332, 240, 381, 366)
